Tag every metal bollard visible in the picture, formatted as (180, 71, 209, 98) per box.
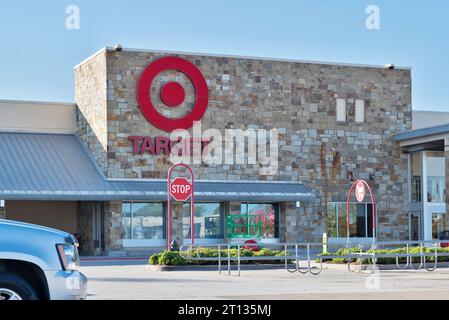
(237, 245, 241, 277)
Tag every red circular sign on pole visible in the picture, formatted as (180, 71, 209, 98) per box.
(355, 181, 365, 202)
(137, 56, 209, 132)
(346, 180, 376, 245)
(169, 177, 192, 202)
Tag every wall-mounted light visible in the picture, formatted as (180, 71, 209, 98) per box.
(0, 200, 4, 208)
(296, 201, 301, 208)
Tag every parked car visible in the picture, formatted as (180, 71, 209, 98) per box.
(0, 219, 87, 300)
(439, 231, 449, 248)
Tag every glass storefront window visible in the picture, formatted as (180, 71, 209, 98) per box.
(122, 203, 132, 240)
(183, 203, 224, 239)
(426, 151, 445, 203)
(410, 152, 422, 202)
(121, 203, 165, 240)
(328, 202, 375, 238)
(247, 204, 277, 239)
(409, 211, 421, 241)
(227, 203, 279, 239)
(367, 204, 374, 237)
(432, 212, 448, 240)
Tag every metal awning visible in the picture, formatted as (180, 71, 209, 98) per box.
(393, 123, 449, 142)
(0, 132, 315, 202)
(109, 179, 315, 202)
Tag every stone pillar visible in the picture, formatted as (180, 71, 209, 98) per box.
(170, 202, 185, 247)
(280, 202, 299, 243)
(76, 202, 95, 255)
(293, 201, 325, 243)
(104, 201, 124, 256)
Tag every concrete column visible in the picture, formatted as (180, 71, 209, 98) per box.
(104, 201, 124, 256)
(170, 202, 185, 246)
(76, 202, 95, 255)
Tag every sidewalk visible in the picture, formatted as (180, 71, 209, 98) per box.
(81, 256, 148, 266)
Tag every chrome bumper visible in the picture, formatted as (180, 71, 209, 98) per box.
(44, 270, 87, 300)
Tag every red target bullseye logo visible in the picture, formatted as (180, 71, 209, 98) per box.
(137, 56, 209, 132)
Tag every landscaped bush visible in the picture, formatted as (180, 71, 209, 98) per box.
(318, 246, 449, 265)
(148, 250, 188, 266)
(149, 253, 161, 265)
(148, 248, 286, 266)
(149, 246, 449, 266)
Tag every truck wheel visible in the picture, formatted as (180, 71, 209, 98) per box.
(0, 273, 39, 300)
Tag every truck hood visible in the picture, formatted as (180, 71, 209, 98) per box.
(0, 219, 74, 242)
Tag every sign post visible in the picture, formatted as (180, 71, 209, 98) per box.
(346, 179, 376, 246)
(167, 164, 194, 250)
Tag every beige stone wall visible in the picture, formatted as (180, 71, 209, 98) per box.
(75, 48, 412, 242)
(75, 50, 108, 172)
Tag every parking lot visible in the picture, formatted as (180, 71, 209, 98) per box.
(81, 261, 449, 300)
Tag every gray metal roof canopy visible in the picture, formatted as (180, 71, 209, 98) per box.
(0, 132, 315, 202)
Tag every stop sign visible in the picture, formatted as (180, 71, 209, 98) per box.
(169, 177, 192, 201)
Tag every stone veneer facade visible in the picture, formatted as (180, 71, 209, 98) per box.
(75, 48, 412, 254)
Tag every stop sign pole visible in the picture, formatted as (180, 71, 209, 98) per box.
(167, 163, 194, 250)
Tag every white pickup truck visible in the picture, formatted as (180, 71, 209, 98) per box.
(0, 219, 87, 300)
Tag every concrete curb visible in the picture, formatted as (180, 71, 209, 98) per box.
(145, 261, 449, 272)
(313, 261, 449, 271)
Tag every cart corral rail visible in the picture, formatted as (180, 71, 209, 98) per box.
(179, 240, 449, 276)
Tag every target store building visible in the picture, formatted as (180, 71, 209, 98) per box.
(0, 46, 447, 256)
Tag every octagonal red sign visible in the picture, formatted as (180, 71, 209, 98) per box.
(169, 177, 192, 201)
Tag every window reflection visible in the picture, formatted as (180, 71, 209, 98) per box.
(327, 202, 374, 238)
(121, 203, 165, 240)
(228, 203, 279, 239)
(432, 212, 448, 240)
(426, 151, 445, 203)
(183, 203, 223, 239)
(410, 152, 422, 202)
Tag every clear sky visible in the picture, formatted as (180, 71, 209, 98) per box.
(0, 0, 447, 111)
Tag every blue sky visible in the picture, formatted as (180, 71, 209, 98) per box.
(0, 0, 447, 111)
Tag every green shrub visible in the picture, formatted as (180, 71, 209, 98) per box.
(148, 247, 287, 265)
(154, 250, 187, 266)
(319, 246, 449, 265)
(149, 253, 161, 265)
(150, 246, 449, 266)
